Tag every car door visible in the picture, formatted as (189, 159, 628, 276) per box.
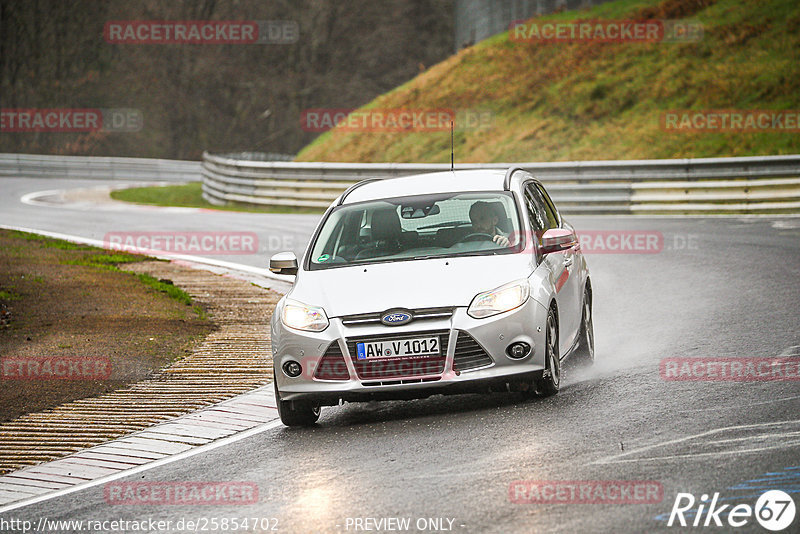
(534, 182, 582, 352)
(524, 182, 580, 356)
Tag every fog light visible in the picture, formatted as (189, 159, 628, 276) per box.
(506, 342, 531, 359)
(283, 360, 302, 377)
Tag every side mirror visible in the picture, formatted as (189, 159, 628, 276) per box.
(540, 228, 577, 255)
(269, 251, 298, 275)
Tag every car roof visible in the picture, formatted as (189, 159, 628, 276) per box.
(341, 169, 513, 205)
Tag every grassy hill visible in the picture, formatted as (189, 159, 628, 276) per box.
(296, 0, 800, 163)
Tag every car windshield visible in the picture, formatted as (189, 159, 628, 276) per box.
(308, 191, 522, 270)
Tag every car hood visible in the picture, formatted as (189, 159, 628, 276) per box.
(288, 254, 534, 317)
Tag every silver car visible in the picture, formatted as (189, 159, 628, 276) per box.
(269, 168, 594, 426)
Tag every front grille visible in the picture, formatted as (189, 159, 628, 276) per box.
(362, 377, 441, 387)
(313, 342, 350, 380)
(453, 331, 494, 372)
(340, 307, 454, 326)
(346, 329, 449, 380)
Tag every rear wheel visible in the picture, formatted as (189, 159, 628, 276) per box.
(534, 307, 560, 397)
(274, 378, 321, 427)
(572, 286, 595, 366)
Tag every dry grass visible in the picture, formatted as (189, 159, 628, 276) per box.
(297, 0, 800, 163)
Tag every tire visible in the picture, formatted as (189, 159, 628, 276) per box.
(571, 286, 595, 366)
(274, 378, 321, 427)
(534, 307, 561, 397)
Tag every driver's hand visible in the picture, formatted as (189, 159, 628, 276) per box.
(493, 235, 510, 247)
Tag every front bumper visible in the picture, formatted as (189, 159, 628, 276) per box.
(271, 297, 549, 405)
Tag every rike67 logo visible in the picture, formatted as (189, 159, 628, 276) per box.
(667, 490, 796, 531)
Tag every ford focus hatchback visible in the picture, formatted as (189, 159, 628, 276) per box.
(269, 168, 593, 426)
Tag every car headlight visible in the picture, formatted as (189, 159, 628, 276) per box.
(467, 279, 530, 319)
(282, 299, 329, 331)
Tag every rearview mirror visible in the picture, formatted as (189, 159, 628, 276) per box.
(540, 228, 577, 255)
(400, 203, 440, 219)
(269, 251, 298, 275)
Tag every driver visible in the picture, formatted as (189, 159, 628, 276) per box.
(469, 201, 510, 246)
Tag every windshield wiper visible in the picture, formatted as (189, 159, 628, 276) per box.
(417, 221, 471, 230)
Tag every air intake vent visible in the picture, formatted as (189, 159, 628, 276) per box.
(453, 331, 493, 372)
(313, 342, 350, 380)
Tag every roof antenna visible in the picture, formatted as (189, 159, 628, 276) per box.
(450, 120, 454, 171)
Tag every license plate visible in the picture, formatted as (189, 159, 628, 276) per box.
(356, 337, 440, 360)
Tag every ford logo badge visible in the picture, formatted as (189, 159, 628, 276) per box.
(381, 310, 413, 326)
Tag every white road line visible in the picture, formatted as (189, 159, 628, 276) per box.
(676, 395, 800, 413)
(592, 440, 800, 465)
(779, 345, 800, 356)
(573, 213, 800, 219)
(19, 184, 202, 213)
(592, 419, 800, 465)
(705, 431, 800, 446)
(0, 419, 283, 514)
(19, 189, 65, 207)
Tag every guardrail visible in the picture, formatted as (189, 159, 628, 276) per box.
(0, 153, 200, 182)
(202, 152, 800, 215)
(3, 152, 798, 214)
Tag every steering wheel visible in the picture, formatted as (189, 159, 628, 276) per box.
(457, 232, 495, 243)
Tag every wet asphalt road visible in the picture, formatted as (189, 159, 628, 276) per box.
(1, 177, 799, 533)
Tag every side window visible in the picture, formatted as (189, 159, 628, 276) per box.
(524, 183, 550, 234)
(535, 183, 560, 228)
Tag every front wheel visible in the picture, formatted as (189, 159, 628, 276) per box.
(274, 378, 321, 427)
(534, 308, 560, 397)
